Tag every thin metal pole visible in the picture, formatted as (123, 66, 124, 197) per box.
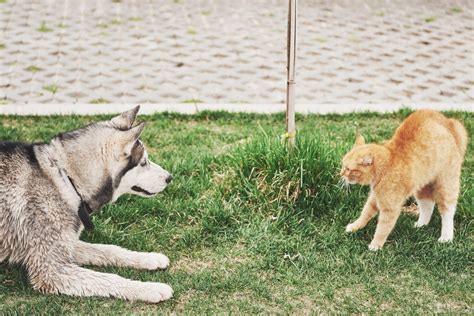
(286, 0, 297, 146)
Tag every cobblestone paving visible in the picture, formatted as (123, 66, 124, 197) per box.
(0, 0, 473, 105)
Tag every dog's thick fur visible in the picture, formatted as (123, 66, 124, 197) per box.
(340, 110, 468, 250)
(0, 106, 174, 303)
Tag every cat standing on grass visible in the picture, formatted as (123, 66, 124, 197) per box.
(340, 110, 468, 250)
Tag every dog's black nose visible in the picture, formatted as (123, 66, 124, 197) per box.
(165, 175, 173, 184)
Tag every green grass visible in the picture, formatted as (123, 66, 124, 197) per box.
(90, 98, 110, 104)
(187, 27, 197, 35)
(128, 17, 144, 22)
(449, 7, 463, 13)
(315, 37, 327, 43)
(37, 22, 53, 33)
(42, 84, 58, 94)
(110, 19, 122, 25)
(182, 98, 204, 104)
(424, 16, 437, 23)
(0, 111, 472, 313)
(25, 65, 42, 73)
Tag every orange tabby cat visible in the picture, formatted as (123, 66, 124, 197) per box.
(340, 110, 468, 250)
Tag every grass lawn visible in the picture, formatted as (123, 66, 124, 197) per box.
(0, 110, 472, 313)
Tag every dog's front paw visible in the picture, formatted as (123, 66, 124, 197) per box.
(141, 253, 170, 270)
(368, 242, 383, 251)
(137, 282, 173, 303)
(345, 222, 359, 233)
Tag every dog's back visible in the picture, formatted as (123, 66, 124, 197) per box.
(0, 142, 67, 264)
(0, 142, 41, 262)
(0, 142, 41, 209)
(0, 142, 41, 182)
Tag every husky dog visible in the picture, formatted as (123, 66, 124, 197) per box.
(0, 106, 174, 303)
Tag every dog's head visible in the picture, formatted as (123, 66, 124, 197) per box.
(57, 106, 172, 209)
(107, 106, 172, 201)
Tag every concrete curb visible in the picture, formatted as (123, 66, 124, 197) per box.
(0, 103, 472, 116)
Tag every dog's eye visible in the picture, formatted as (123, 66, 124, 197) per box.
(140, 160, 147, 167)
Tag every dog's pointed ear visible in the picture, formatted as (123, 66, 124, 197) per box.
(121, 122, 146, 154)
(122, 122, 145, 144)
(353, 134, 365, 148)
(125, 122, 145, 142)
(111, 105, 140, 130)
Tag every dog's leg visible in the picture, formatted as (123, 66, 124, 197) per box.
(73, 241, 169, 270)
(29, 262, 172, 303)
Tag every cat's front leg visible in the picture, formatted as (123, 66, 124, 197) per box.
(368, 207, 402, 250)
(346, 192, 378, 233)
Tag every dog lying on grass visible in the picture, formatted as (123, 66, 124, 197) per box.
(0, 106, 174, 303)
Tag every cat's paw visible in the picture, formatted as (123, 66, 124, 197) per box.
(414, 221, 427, 228)
(345, 222, 359, 233)
(368, 242, 383, 251)
(437, 236, 453, 243)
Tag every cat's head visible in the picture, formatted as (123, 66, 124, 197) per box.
(340, 135, 377, 185)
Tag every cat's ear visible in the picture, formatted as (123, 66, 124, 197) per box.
(358, 155, 373, 166)
(354, 134, 365, 147)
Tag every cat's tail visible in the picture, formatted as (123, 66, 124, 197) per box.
(448, 118, 468, 157)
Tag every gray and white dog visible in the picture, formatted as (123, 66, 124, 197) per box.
(0, 106, 174, 303)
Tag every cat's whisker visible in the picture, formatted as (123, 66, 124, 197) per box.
(343, 180, 350, 193)
(337, 177, 350, 192)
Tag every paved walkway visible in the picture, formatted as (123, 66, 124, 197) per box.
(0, 0, 473, 108)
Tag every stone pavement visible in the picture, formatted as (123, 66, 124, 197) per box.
(0, 0, 473, 107)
